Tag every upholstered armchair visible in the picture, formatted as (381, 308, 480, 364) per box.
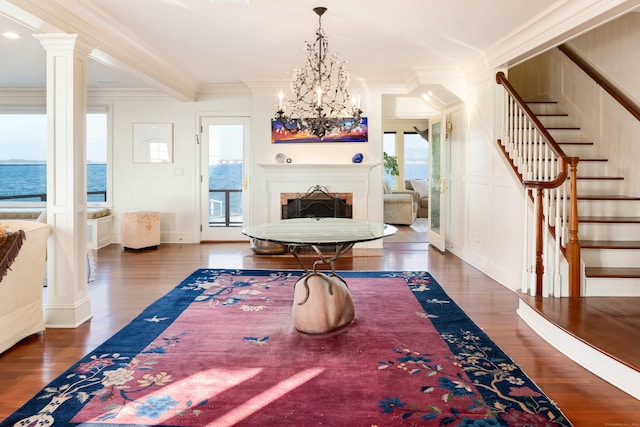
(405, 179, 429, 218)
(383, 182, 418, 225)
(0, 220, 51, 354)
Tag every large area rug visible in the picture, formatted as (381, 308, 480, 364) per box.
(2, 269, 572, 426)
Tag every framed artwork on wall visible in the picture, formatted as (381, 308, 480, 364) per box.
(271, 117, 368, 143)
(133, 122, 174, 163)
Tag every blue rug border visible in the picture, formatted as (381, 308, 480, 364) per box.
(0, 269, 572, 426)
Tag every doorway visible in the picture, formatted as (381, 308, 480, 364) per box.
(200, 117, 249, 241)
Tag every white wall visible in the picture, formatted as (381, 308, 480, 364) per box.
(96, 88, 251, 243)
(446, 68, 525, 291)
(93, 85, 388, 245)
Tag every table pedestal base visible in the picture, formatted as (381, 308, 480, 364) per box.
(292, 272, 355, 334)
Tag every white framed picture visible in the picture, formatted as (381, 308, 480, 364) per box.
(133, 123, 174, 163)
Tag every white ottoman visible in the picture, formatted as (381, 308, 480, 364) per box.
(121, 211, 160, 250)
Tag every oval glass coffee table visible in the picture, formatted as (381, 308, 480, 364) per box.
(243, 217, 397, 334)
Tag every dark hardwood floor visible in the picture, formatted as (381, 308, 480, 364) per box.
(0, 225, 638, 425)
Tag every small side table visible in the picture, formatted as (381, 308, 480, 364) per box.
(121, 211, 160, 250)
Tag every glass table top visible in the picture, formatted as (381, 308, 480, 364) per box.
(242, 217, 397, 246)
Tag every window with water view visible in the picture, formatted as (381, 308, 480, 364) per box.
(0, 112, 108, 205)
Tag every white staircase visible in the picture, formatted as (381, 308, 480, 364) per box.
(529, 100, 640, 296)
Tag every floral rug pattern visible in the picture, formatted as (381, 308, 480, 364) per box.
(3, 269, 571, 426)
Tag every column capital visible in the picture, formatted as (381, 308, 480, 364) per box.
(34, 33, 93, 57)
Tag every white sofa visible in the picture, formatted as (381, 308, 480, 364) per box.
(0, 220, 51, 354)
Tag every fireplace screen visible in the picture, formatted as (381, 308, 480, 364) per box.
(281, 186, 352, 219)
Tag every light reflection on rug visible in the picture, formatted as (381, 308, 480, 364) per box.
(2, 269, 572, 426)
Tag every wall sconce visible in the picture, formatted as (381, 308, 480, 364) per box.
(445, 120, 453, 139)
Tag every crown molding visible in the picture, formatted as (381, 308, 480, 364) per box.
(3, 0, 201, 101)
(197, 83, 251, 97)
(484, 0, 640, 68)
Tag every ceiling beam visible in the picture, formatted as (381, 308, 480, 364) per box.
(1, 0, 200, 101)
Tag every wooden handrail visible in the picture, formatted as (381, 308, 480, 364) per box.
(496, 72, 570, 189)
(559, 44, 640, 122)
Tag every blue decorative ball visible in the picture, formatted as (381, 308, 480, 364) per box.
(352, 153, 364, 163)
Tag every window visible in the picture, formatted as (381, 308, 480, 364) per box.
(382, 121, 429, 189)
(383, 132, 397, 186)
(0, 110, 109, 205)
(87, 112, 108, 203)
(403, 132, 428, 181)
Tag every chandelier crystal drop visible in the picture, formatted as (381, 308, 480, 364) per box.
(274, 7, 363, 140)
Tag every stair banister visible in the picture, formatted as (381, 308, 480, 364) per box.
(559, 44, 640, 123)
(557, 43, 640, 297)
(496, 71, 581, 297)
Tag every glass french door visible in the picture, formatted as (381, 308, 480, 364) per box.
(200, 117, 250, 241)
(428, 115, 446, 252)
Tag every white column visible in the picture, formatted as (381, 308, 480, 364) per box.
(36, 34, 92, 327)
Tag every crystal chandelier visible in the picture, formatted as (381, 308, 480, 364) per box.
(274, 7, 363, 140)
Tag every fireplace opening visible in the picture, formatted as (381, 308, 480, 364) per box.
(250, 185, 353, 255)
(281, 185, 353, 219)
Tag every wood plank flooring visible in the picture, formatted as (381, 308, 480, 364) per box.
(0, 232, 638, 425)
(519, 293, 640, 370)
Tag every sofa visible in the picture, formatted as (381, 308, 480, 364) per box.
(383, 182, 418, 225)
(405, 179, 429, 218)
(0, 220, 51, 354)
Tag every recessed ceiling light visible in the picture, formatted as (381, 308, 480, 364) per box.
(2, 32, 21, 39)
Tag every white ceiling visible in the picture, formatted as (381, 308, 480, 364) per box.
(0, 0, 638, 113)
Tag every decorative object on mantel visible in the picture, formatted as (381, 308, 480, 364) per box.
(272, 7, 367, 143)
(275, 153, 286, 163)
(352, 152, 363, 163)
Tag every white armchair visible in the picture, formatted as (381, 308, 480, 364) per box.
(0, 221, 51, 354)
(383, 182, 418, 225)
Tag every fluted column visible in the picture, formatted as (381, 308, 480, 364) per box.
(36, 34, 92, 327)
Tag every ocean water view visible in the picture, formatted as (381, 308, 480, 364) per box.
(0, 163, 243, 206)
(1, 161, 426, 217)
(0, 162, 242, 224)
(0, 164, 107, 202)
(208, 162, 242, 190)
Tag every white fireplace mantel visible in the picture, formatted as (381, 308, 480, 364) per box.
(257, 163, 381, 222)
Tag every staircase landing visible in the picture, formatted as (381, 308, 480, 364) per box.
(517, 293, 640, 399)
(518, 293, 640, 371)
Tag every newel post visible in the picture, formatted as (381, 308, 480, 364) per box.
(566, 158, 581, 296)
(534, 187, 544, 295)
